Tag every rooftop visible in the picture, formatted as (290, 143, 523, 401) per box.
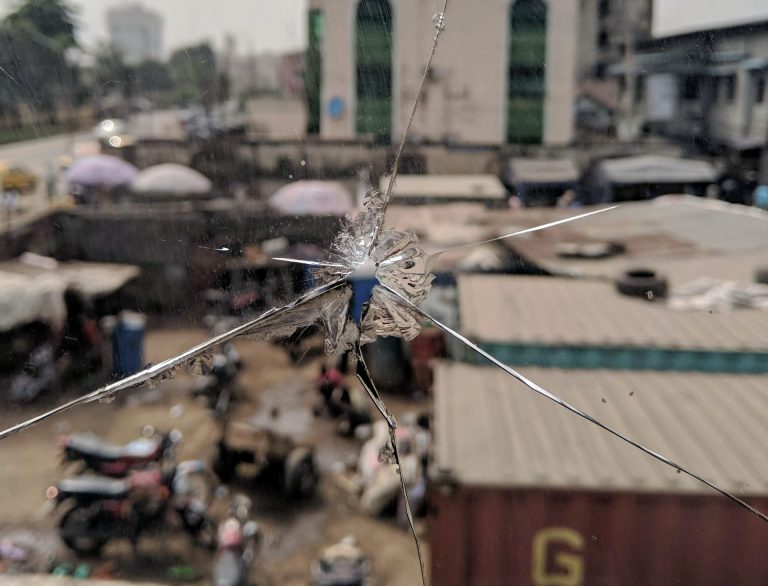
(502, 196, 768, 285)
(433, 361, 768, 495)
(387, 197, 768, 286)
(457, 274, 768, 353)
(380, 174, 507, 203)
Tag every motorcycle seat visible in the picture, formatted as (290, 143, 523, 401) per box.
(66, 433, 160, 460)
(58, 476, 130, 498)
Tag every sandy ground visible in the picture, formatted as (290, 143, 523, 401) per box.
(0, 328, 425, 585)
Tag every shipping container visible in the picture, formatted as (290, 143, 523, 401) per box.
(430, 362, 768, 585)
(430, 486, 768, 586)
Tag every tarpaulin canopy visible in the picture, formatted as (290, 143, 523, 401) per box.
(130, 163, 212, 196)
(506, 157, 580, 185)
(595, 155, 718, 185)
(0, 254, 140, 332)
(269, 180, 354, 216)
(65, 155, 138, 188)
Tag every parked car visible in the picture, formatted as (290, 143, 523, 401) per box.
(0, 162, 38, 193)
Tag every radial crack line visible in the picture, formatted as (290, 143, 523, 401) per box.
(436, 205, 619, 253)
(355, 348, 426, 586)
(383, 284, 768, 525)
(272, 257, 350, 270)
(374, 0, 449, 249)
(0, 279, 347, 441)
(355, 345, 396, 429)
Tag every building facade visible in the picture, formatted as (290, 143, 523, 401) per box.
(611, 20, 768, 152)
(307, 0, 580, 146)
(107, 4, 163, 66)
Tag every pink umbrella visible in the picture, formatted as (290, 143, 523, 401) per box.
(269, 181, 355, 216)
(65, 155, 138, 188)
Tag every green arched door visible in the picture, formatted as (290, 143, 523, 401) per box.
(355, 0, 393, 139)
(507, 0, 547, 143)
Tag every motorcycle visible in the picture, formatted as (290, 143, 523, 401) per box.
(191, 343, 242, 418)
(46, 460, 215, 555)
(58, 427, 181, 477)
(212, 495, 260, 586)
(311, 535, 372, 586)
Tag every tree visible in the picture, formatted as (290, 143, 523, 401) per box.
(169, 43, 218, 109)
(0, 19, 68, 123)
(6, 0, 77, 50)
(134, 60, 172, 94)
(0, 0, 80, 125)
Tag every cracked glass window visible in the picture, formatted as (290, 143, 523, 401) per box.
(1, 1, 768, 585)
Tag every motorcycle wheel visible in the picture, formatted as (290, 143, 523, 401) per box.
(284, 452, 318, 499)
(214, 444, 238, 484)
(59, 505, 109, 556)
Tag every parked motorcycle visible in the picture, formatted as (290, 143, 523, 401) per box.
(214, 419, 319, 499)
(191, 343, 242, 418)
(58, 427, 181, 477)
(311, 535, 372, 586)
(212, 495, 260, 586)
(47, 459, 215, 555)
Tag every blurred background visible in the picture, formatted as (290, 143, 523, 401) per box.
(0, 0, 767, 585)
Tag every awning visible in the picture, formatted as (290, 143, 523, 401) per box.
(0, 254, 140, 331)
(596, 155, 718, 185)
(506, 157, 579, 185)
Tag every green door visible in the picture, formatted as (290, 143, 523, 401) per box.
(507, 0, 547, 143)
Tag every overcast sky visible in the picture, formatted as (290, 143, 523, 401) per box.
(2, 0, 768, 56)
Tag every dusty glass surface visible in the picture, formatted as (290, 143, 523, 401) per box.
(0, 1, 767, 585)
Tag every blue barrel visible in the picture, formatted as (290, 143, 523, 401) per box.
(350, 277, 378, 323)
(112, 312, 145, 377)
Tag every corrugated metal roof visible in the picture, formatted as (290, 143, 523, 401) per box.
(386, 197, 768, 285)
(380, 174, 507, 201)
(433, 361, 768, 495)
(458, 275, 768, 352)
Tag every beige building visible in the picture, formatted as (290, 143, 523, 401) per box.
(309, 0, 580, 146)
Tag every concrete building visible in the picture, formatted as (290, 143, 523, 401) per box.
(306, 0, 581, 146)
(577, 0, 653, 80)
(107, 4, 163, 66)
(610, 20, 768, 153)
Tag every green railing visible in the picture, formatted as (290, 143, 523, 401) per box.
(460, 342, 768, 374)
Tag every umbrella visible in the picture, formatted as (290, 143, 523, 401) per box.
(65, 155, 138, 188)
(269, 181, 355, 216)
(130, 163, 212, 196)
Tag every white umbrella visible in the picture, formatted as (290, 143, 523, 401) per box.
(130, 163, 212, 195)
(269, 181, 354, 216)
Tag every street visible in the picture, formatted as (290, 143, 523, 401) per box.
(0, 132, 94, 233)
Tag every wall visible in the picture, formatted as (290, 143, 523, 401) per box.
(709, 32, 768, 147)
(430, 485, 768, 586)
(244, 96, 308, 140)
(317, 0, 579, 146)
(52, 204, 341, 313)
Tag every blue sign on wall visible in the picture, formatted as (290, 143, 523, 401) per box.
(328, 96, 345, 119)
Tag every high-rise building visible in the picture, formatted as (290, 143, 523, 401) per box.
(107, 4, 163, 65)
(306, 0, 581, 146)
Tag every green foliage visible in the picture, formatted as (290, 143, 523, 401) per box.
(169, 43, 219, 108)
(0, 0, 80, 121)
(134, 60, 172, 94)
(7, 0, 78, 50)
(92, 45, 133, 99)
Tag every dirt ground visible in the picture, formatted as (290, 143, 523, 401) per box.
(0, 328, 426, 585)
